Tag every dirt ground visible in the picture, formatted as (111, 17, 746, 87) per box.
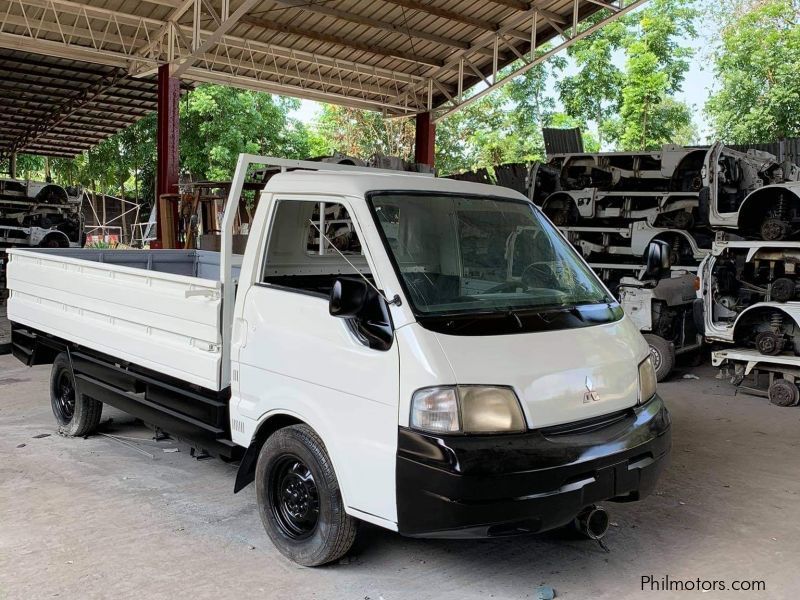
(1, 353, 799, 600)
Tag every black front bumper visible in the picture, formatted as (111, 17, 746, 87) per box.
(396, 395, 671, 538)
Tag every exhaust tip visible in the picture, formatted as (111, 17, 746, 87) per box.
(575, 505, 610, 540)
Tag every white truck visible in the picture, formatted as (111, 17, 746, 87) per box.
(6, 156, 671, 566)
(618, 271, 703, 382)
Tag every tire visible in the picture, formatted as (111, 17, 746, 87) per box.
(50, 352, 103, 437)
(770, 277, 795, 303)
(255, 424, 357, 566)
(755, 331, 784, 356)
(643, 334, 675, 382)
(768, 379, 800, 407)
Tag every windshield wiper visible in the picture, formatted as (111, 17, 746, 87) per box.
(506, 308, 523, 329)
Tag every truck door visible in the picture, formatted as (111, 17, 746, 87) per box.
(234, 196, 400, 525)
(704, 142, 740, 228)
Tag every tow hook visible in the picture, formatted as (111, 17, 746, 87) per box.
(574, 505, 611, 551)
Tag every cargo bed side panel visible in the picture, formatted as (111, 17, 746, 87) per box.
(6, 249, 223, 390)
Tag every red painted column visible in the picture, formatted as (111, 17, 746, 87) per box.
(414, 112, 435, 167)
(156, 63, 180, 247)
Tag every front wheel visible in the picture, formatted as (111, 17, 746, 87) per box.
(255, 424, 357, 566)
(643, 334, 675, 382)
(50, 352, 102, 437)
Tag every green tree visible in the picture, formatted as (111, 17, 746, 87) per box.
(0, 154, 45, 179)
(705, 0, 800, 143)
(313, 105, 415, 159)
(556, 18, 626, 147)
(435, 51, 566, 174)
(504, 52, 567, 160)
(559, 0, 697, 150)
(435, 94, 512, 174)
(180, 84, 310, 180)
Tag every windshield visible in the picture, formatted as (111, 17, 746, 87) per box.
(368, 192, 613, 317)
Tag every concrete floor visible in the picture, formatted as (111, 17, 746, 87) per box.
(1, 354, 799, 600)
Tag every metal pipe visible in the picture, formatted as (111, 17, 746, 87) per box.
(574, 505, 610, 540)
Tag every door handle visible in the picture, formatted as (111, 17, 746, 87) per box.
(232, 317, 248, 348)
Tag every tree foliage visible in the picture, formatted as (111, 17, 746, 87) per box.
(556, 18, 626, 146)
(312, 105, 415, 159)
(705, 0, 800, 143)
(180, 85, 310, 180)
(558, 0, 698, 150)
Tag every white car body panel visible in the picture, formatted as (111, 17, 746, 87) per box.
(699, 240, 800, 344)
(432, 317, 646, 429)
(6, 249, 229, 389)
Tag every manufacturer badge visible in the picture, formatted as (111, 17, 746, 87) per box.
(584, 376, 600, 403)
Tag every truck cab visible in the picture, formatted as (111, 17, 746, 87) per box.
(226, 165, 671, 561)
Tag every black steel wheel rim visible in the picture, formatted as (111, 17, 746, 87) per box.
(54, 370, 75, 422)
(269, 455, 320, 540)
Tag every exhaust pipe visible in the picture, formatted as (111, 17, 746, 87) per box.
(574, 505, 610, 540)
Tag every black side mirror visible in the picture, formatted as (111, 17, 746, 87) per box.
(330, 277, 368, 318)
(330, 277, 394, 351)
(644, 240, 672, 280)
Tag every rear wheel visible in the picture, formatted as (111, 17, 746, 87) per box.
(256, 424, 357, 566)
(760, 217, 790, 241)
(643, 334, 675, 382)
(50, 352, 102, 437)
(547, 207, 571, 226)
(755, 331, 785, 356)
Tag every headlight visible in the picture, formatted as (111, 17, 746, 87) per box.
(638, 356, 657, 404)
(410, 385, 526, 434)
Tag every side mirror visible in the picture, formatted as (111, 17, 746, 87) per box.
(330, 277, 368, 318)
(644, 240, 672, 280)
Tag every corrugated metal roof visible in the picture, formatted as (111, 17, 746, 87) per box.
(0, 0, 642, 157)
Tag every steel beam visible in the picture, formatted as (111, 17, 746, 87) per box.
(239, 17, 445, 68)
(404, 0, 648, 121)
(156, 63, 180, 248)
(414, 112, 435, 167)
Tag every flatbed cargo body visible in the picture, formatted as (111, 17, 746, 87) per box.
(7, 248, 240, 390)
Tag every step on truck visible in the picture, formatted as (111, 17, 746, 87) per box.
(6, 156, 671, 566)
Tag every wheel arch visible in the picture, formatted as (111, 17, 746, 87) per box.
(38, 230, 71, 248)
(35, 183, 69, 204)
(541, 191, 580, 224)
(633, 227, 702, 261)
(234, 411, 306, 493)
(732, 304, 800, 345)
(737, 185, 800, 235)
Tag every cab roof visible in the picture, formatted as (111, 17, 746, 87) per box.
(262, 169, 529, 202)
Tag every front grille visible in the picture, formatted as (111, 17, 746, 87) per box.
(539, 408, 632, 437)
